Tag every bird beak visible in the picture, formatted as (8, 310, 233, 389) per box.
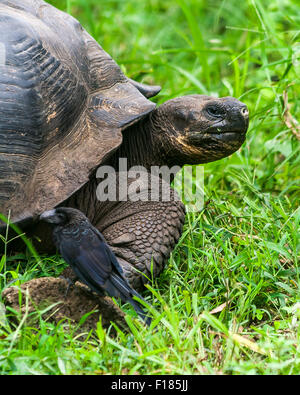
(39, 209, 58, 223)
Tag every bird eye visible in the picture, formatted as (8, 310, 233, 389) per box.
(58, 213, 66, 222)
(54, 212, 67, 224)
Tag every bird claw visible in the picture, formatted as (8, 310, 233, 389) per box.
(59, 275, 76, 299)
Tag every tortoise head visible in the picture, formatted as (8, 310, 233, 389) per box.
(152, 95, 249, 166)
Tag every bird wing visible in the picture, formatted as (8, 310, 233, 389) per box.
(91, 226, 126, 277)
(57, 223, 151, 324)
(58, 226, 114, 289)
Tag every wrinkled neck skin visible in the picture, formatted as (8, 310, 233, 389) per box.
(106, 109, 176, 173)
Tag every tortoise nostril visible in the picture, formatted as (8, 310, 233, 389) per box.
(241, 107, 249, 118)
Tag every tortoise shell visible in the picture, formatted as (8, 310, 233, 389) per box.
(0, 0, 155, 223)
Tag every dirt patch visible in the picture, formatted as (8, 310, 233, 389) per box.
(2, 277, 128, 335)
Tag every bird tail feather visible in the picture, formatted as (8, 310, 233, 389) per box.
(109, 274, 152, 326)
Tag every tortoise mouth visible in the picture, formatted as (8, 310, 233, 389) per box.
(205, 116, 249, 136)
(188, 129, 246, 146)
(208, 130, 247, 142)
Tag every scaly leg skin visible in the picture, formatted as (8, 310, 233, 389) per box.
(92, 174, 186, 291)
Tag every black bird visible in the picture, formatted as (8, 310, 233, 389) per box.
(40, 207, 151, 326)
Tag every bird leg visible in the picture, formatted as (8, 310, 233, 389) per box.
(59, 275, 77, 299)
(59, 271, 105, 299)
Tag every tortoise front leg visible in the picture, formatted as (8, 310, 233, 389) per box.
(87, 173, 185, 290)
(96, 198, 185, 291)
(67, 172, 186, 291)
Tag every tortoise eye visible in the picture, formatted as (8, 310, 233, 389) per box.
(206, 105, 225, 118)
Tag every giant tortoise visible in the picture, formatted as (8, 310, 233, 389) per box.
(0, 0, 249, 301)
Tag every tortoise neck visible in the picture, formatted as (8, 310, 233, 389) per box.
(109, 110, 169, 171)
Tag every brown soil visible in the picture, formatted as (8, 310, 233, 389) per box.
(2, 276, 128, 335)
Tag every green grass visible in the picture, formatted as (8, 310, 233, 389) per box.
(0, 0, 299, 375)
